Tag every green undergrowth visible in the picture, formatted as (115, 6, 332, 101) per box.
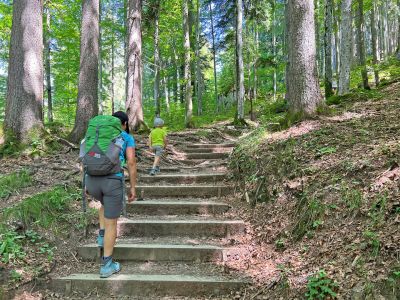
(0, 170, 33, 199)
(0, 185, 96, 288)
(230, 80, 400, 297)
(1, 185, 90, 230)
(0, 124, 64, 158)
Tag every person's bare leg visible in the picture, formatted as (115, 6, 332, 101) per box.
(99, 206, 105, 230)
(103, 217, 117, 257)
(152, 156, 161, 168)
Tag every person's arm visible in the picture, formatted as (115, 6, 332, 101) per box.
(125, 147, 137, 202)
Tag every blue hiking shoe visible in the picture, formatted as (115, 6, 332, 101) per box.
(100, 259, 121, 278)
(97, 234, 104, 248)
(155, 166, 160, 173)
(149, 168, 156, 176)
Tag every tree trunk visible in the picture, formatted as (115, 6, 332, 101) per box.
(397, 0, 400, 53)
(286, 0, 322, 116)
(163, 73, 170, 113)
(253, 24, 258, 103)
(126, 0, 145, 131)
(314, 0, 321, 77)
(111, 28, 115, 114)
(272, 0, 277, 101)
(98, 0, 103, 114)
(235, 0, 245, 122)
(183, 0, 193, 127)
(334, 9, 340, 78)
(44, 6, 53, 123)
(355, 0, 370, 89)
(173, 43, 180, 103)
(324, 0, 333, 98)
(370, 3, 380, 86)
(70, 0, 99, 143)
(338, 0, 352, 95)
(154, 3, 161, 116)
(195, 0, 202, 115)
(209, 1, 218, 112)
(5, 0, 44, 142)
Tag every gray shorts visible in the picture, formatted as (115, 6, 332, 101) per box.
(86, 175, 123, 219)
(152, 145, 164, 157)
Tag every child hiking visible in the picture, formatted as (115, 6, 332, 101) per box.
(80, 111, 137, 278)
(148, 117, 167, 176)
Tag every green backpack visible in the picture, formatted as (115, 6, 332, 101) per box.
(79, 115, 124, 176)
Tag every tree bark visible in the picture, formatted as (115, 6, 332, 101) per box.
(286, 0, 322, 116)
(5, 0, 44, 142)
(209, 1, 218, 112)
(235, 0, 245, 122)
(163, 73, 170, 113)
(44, 6, 53, 122)
(334, 8, 340, 78)
(69, 0, 99, 143)
(111, 25, 115, 114)
(272, 0, 277, 101)
(195, 0, 202, 115)
(98, 0, 103, 114)
(370, 3, 380, 86)
(314, 0, 321, 77)
(355, 0, 369, 89)
(338, 0, 352, 95)
(153, 3, 161, 116)
(324, 0, 333, 98)
(183, 0, 193, 127)
(126, 0, 145, 131)
(397, 0, 400, 54)
(254, 24, 258, 103)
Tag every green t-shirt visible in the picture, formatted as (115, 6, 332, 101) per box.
(150, 127, 167, 146)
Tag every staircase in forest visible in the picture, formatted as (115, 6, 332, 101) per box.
(53, 141, 249, 298)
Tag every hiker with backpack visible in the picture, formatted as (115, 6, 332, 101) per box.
(80, 111, 137, 278)
(148, 117, 168, 175)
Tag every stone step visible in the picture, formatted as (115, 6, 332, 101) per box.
(117, 219, 245, 237)
(186, 143, 236, 148)
(53, 273, 247, 297)
(185, 152, 229, 160)
(128, 200, 230, 215)
(78, 243, 225, 262)
(136, 185, 231, 198)
(138, 173, 226, 184)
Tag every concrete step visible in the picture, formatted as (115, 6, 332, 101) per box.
(117, 219, 245, 238)
(138, 166, 181, 173)
(139, 173, 226, 184)
(136, 185, 231, 198)
(127, 200, 230, 215)
(53, 273, 247, 297)
(78, 243, 225, 262)
(186, 152, 229, 160)
(186, 143, 236, 148)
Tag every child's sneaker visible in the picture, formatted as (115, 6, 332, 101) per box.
(149, 168, 156, 176)
(97, 234, 104, 248)
(155, 166, 160, 173)
(100, 259, 121, 278)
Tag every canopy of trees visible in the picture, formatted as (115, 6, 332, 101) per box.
(0, 0, 399, 141)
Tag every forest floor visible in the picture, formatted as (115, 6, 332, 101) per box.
(227, 81, 400, 299)
(1, 80, 400, 300)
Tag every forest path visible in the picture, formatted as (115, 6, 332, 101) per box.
(52, 130, 251, 299)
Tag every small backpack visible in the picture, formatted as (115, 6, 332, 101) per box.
(79, 115, 124, 176)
